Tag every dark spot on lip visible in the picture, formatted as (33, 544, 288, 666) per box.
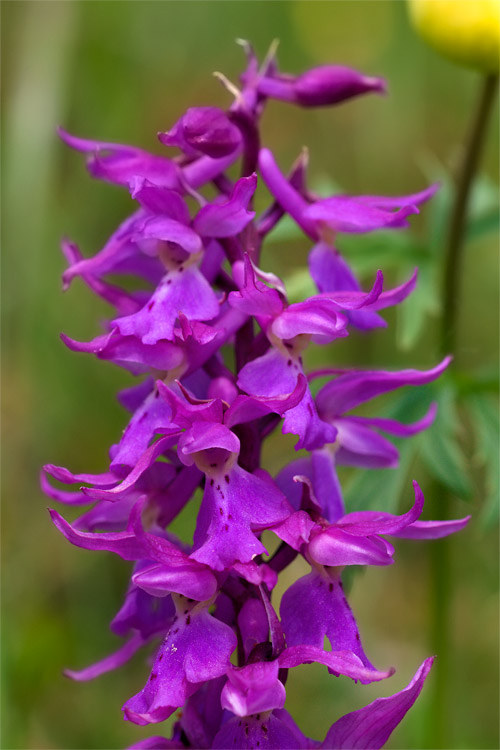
(224, 474, 230, 483)
(210, 479, 214, 486)
(147, 301, 155, 311)
(167, 279, 172, 285)
(219, 507, 224, 515)
(173, 628, 179, 633)
(216, 484, 221, 490)
(158, 653, 163, 660)
(224, 523, 229, 531)
(262, 725, 268, 735)
(154, 390, 160, 398)
(329, 583, 334, 592)
(256, 714, 260, 720)
(287, 359, 292, 366)
(179, 266, 184, 273)
(228, 513, 233, 520)
(185, 615, 191, 625)
(244, 726, 249, 737)
(210, 463, 217, 468)
(355, 633, 360, 641)
(150, 672, 157, 680)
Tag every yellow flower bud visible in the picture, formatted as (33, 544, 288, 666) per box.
(408, 0, 500, 73)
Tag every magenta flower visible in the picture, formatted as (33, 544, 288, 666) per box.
(44, 43, 470, 749)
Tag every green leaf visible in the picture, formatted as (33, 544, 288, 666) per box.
(466, 208, 500, 242)
(340, 231, 425, 276)
(396, 259, 439, 351)
(466, 393, 500, 528)
(420, 385, 473, 499)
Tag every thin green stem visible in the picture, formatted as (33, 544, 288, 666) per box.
(428, 73, 498, 749)
(440, 73, 498, 356)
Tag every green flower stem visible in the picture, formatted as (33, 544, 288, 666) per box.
(441, 72, 498, 356)
(429, 72, 498, 749)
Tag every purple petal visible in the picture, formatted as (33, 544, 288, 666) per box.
(258, 148, 317, 238)
(61, 210, 148, 288)
(123, 604, 236, 725)
(156, 381, 224, 431)
(228, 255, 284, 319)
(294, 66, 387, 107)
(111, 573, 175, 638)
(308, 527, 394, 567)
(61, 239, 142, 315)
(309, 243, 386, 330)
(278, 645, 393, 683)
(345, 402, 437, 438)
(40, 470, 91, 506)
(137, 216, 201, 253)
(61, 331, 184, 376)
(132, 561, 218, 602)
(190, 465, 291, 571)
(161, 107, 241, 158)
(321, 658, 434, 749)
(392, 515, 471, 540)
(49, 509, 145, 560)
(178, 422, 240, 465)
(224, 374, 307, 428)
(129, 178, 190, 222)
(237, 598, 269, 661)
(128, 737, 184, 750)
(316, 357, 451, 418)
(354, 183, 440, 209)
(272, 510, 316, 551)
(193, 175, 257, 237)
(113, 265, 220, 345)
(58, 128, 180, 189)
(221, 661, 286, 717)
(281, 571, 375, 670)
(334, 418, 400, 469)
(304, 198, 418, 233)
(213, 712, 306, 750)
(65, 633, 145, 681)
(110, 391, 175, 472)
(338, 480, 425, 537)
(271, 298, 348, 342)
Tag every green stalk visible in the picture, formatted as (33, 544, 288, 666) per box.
(429, 72, 498, 749)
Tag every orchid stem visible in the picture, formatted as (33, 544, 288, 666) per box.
(429, 72, 498, 749)
(440, 72, 498, 356)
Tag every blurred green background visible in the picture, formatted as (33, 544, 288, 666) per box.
(2, 2, 498, 749)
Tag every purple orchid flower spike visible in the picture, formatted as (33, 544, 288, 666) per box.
(46, 43, 470, 750)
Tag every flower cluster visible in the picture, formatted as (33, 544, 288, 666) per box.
(44, 43, 470, 749)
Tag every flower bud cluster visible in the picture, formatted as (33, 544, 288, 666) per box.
(44, 42, 470, 749)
